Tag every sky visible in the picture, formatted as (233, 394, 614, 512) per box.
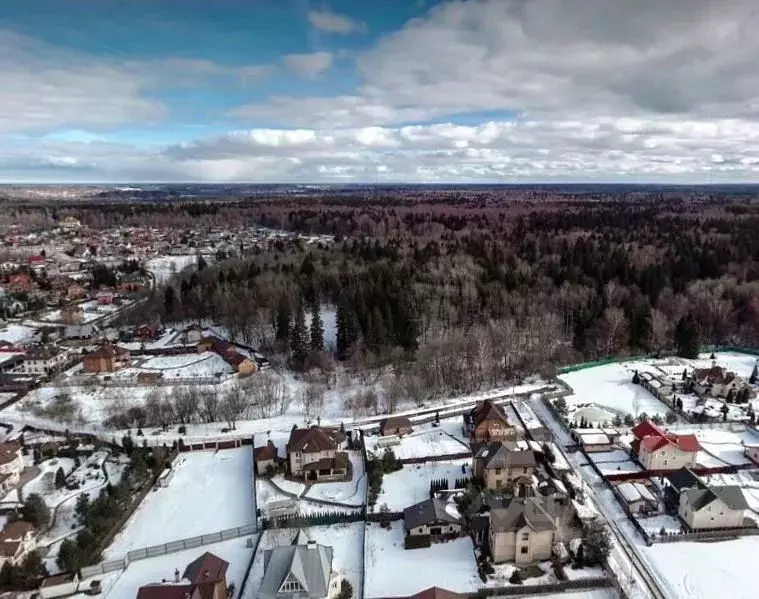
(2, 0, 759, 183)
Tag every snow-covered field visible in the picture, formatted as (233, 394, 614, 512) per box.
(255, 479, 361, 516)
(146, 255, 198, 283)
(99, 535, 255, 599)
(304, 451, 366, 506)
(105, 448, 253, 558)
(242, 524, 362, 599)
(376, 459, 471, 511)
(0, 323, 38, 344)
(365, 427, 469, 461)
(115, 352, 234, 379)
(364, 521, 479, 596)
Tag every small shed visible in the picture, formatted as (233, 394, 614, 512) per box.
(379, 416, 413, 437)
(616, 481, 659, 515)
(39, 572, 79, 599)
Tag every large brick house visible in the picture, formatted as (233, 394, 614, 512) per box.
(137, 552, 229, 599)
(464, 400, 517, 444)
(631, 421, 700, 471)
(286, 426, 347, 482)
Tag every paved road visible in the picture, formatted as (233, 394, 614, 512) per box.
(530, 394, 671, 599)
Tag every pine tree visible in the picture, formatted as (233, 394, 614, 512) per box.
(750, 364, 758, 385)
(54, 467, 66, 489)
(336, 293, 359, 359)
(310, 298, 324, 352)
(290, 300, 309, 368)
(163, 286, 176, 317)
(674, 314, 700, 359)
(275, 296, 291, 344)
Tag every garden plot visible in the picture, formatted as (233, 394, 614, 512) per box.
(99, 535, 255, 599)
(105, 447, 254, 558)
(117, 353, 234, 379)
(255, 480, 361, 516)
(364, 521, 479, 596)
(560, 362, 669, 421)
(376, 459, 471, 511)
(637, 514, 684, 537)
(242, 524, 362, 599)
(486, 561, 555, 587)
(586, 449, 642, 475)
(365, 429, 469, 461)
(693, 429, 755, 466)
(304, 452, 366, 506)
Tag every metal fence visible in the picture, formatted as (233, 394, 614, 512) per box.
(651, 526, 759, 544)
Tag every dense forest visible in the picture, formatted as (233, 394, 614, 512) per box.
(10, 188, 759, 403)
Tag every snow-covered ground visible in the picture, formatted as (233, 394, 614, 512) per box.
(113, 352, 234, 379)
(0, 323, 38, 344)
(304, 451, 366, 506)
(145, 255, 198, 283)
(364, 521, 479, 596)
(375, 459, 471, 511)
(242, 524, 361, 599)
(365, 427, 469, 461)
(105, 448, 253, 558)
(305, 306, 337, 352)
(98, 535, 255, 599)
(255, 479, 361, 516)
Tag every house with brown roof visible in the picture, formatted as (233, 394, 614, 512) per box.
(254, 440, 280, 476)
(472, 441, 537, 492)
(286, 426, 348, 482)
(198, 336, 257, 376)
(0, 520, 37, 567)
(83, 343, 131, 373)
(489, 498, 556, 564)
(464, 400, 517, 444)
(39, 572, 80, 599)
(379, 416, 413, 437)
(400, 588, 464, 599)
(60, 304, 85, 324)
(136, 552, 229, 599)
(691, 365, 753, 400)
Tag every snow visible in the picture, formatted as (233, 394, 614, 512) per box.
(145, 255, 198, 284)
(255, 479, 361, 516)
(270, 476, 306, 498)
(105, 448, 254, 558)
(115, 352, 234, 379)
(364, 521, 480, 596)
(375, 459, 471, 511)
(638, 514, 683, 536)
(98, 535, 255, 599)
(0, 323, 37, 344)
(304, 451, 366, 506)
(594, 460, 642, 475)
(305, 306, 337, 352)
(365, 429, 469, 461)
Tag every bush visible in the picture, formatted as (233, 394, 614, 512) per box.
(404, 534, 431, 550)
(178, 425, 187, 434)
(336, 579, 353, 599)
(509, 569, 523, 585)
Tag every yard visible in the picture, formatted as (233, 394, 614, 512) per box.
(255, 479, 362, 516)
(364, 521, 480, 596)
(104, 447, 254, 558)
(304, 451, 366, 506)
(365, 427, 470, 461)
(375, 459, 471, 511)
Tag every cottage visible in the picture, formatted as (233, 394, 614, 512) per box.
(464, 400, 517, 444)
(254, 441, 279, 476)
(136, 552, 229, 599)
(198, 336, 258, 376)
(631, 421, 700, 471)
(472, 441, 537, 492)
(8, 273, 33, 294)
(379, 416, 413, 437)
(615, 482, 659, 515)
(258, 538, 341, 599)
(60, 304, 84, 324)
(0, 520, 37, 567)
(679, 484, 748, 530)
(286, 426, 347, 482)
(22, 345, 70, 376)
(39, 572, 79, 599)
(573, 430, 616, 453)
(489, 497, 556, 564)
(83, 344, 131, 373)
(691, 365, 753, 400)
(403, 498, 462, 543)
(402, 588, 465, 599)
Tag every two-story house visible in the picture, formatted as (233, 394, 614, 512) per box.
(464, 400, 517, 444)
(472, 441, 537, 492)
(489, 498, 556, 564)
(21, 345, 72, 376)
(0, 520, 37, 567)
(665, 467, 749, 530)
(258, 537, 341, 599)
(403, 498, 463, 544)
(631, 421, 700, 471)
(137, 552, 229, 599)
(286, 426, 347, 482)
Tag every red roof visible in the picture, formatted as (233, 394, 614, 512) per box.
(640, 432, 701, 454)
(631, 420, 666, 441)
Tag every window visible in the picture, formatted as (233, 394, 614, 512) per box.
(521, 532, 529, 541)
(430, 527, 442, 536)
(279, 578, 303, 593)
(495, 468, 502, 475)
(520, 546, 528, 554)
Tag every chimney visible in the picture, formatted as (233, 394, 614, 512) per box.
(174, 568, 180, 583)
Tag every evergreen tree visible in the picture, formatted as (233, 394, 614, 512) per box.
(309, 298, 324, 352)
(674, 314, 700, 359)
(54, 467, 66, 489)
(336, 293, 359, 359)
(22, 494, 50, 529)
(163, 286, 176, 317)
(632, 370, 640, 385)
(750, 363, 758, 385)
(290, 300, 309, 368)
(274, 296, 291, 343)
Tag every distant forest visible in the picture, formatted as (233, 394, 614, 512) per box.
(8, 188, 759, 402)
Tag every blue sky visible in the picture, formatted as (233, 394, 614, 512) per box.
(1, 0, 758, 182)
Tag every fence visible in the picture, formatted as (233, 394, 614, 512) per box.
(80, 523, 258, 579)
(470, 577, 613, 597)
(261, 511, 364, 529)
(398, 451, 472, 465)
(651, 526, 759, 544)
(48, 375, 223, 388)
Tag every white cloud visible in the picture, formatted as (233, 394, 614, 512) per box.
(307, 7, 365, 35)
(282, 52, 334, 79)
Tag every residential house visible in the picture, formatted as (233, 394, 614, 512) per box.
(631, 421, 700, 471)
(183, 324, 206, 345)
(0, 442, 23, 495)
(379, 416, 413, 437)
(691, 365, 753, 400)
(464, 400, 517, 444)
(136, 552, 229, 599)
(489, 497, 556, 564)
(258, 538, 341, 599)
(198, 336, 258, 376)
(286, 426, 348, 482)
(254, 441, 279, 476)
(403, 498, 463, 543)
(573, 430, 617, 453)
(472, 441, 537, 492)
(66, 284, 88, 301)
(8, 273, 33, 294)
(615, 481, 660, 515)
(82, 344, 131, 373)
(60, 304, 84, 324)
(21, 345, 71, 376)
(401, 588, 465, 599)
(0, 520, 37, 567)
(39, 572, 80, 599)
(665, 467, 749, 530)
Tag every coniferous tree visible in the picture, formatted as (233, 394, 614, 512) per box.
(310, 298, 324, 352)
(750, 364, 758, 385)
(274, 296, 291, 344)
(290, 300, 309, 368)
(674, 314, 700, 359)
(336, 293, 359, 359)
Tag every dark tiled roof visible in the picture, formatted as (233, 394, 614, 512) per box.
(288, 427, 338, 454)
(183, 552, 228, 585)
(302, 452, 348, 472)
(403, 498, 461, 531)
(476, 442, 537, 469)
(490, 498, 554, 533)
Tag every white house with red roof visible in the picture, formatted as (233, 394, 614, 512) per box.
(631, 421, 701, 471)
